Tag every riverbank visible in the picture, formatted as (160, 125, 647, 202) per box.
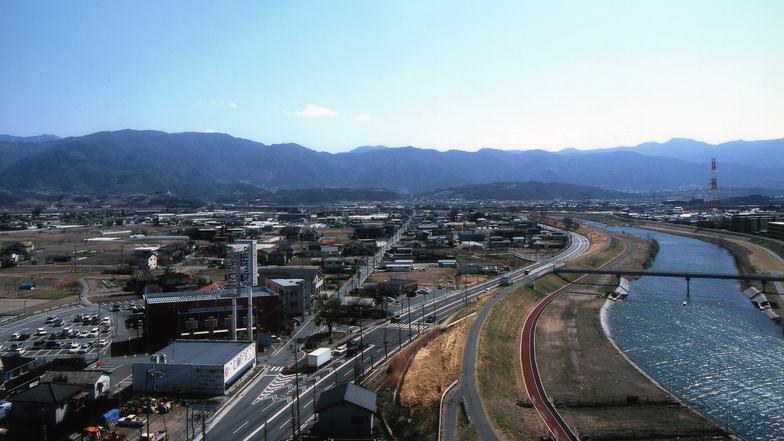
(638, 222, 784, 326)
(534, 230, 729, 439)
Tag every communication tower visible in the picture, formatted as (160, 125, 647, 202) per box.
(708, 158, 721, 211)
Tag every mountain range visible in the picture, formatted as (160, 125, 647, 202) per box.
(0, 130, 781, 202)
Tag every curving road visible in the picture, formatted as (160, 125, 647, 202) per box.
(444, 230, 590, 441)
(519, 236, 630, 441)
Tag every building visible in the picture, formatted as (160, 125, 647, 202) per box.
(266, 278, 307, 317)
(132, 340, 256, 395)
(7, 382, 86, 426)
(144, 288, 282, 347)
(257, 266, 324, 313)
(315, 382, 376, 438)
(0, 355, 38, 389)
(133, 247, 158, 270)
(767, 222, 784, 241)
(378, 279, 418, 297)
(38, 370, 111, 400)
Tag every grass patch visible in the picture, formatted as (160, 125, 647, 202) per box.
(28, 290, 73, 300)
(476, 283, 560, 440)
(750, 237, 784, 260)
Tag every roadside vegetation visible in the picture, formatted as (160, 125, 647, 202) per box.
(376, 296, 486, 441)
(475, 282, 548, 440)
(750, 237, 784, 260)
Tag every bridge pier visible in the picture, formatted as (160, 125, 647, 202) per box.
(686, 277, 690, 298)
(761, 280, 767, 294)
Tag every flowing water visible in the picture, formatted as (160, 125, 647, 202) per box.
(604, 227, 784, 440)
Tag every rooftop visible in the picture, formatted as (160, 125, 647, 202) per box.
(142, 340, 254, 366)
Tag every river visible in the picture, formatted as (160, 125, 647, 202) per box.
(603, 227, 784, 441)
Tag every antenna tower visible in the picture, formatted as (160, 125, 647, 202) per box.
(708, 158, 721, 211)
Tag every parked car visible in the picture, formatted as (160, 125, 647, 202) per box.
(98, 339, 108, 347)
(33, 340, 46, 349)
(36, 328, 47, 336)
(110, 303, 121, 312)
(45, 341, 62, 349)
(12, 347, 25, 356)
(45, 316, 58, 324)
(117, 414, 146, 428)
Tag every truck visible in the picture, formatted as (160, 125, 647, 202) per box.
(500, 275, 513, 286)
(307, 347, 332, 368)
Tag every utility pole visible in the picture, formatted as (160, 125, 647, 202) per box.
(407, 296, 412, 342)
(290, 343, 302, 440)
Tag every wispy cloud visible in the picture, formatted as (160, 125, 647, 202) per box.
(283, 104, 338, 117)
(191, 100, 236, 109)
(355, 114, 371, 121)
(203, 129, 218, 133)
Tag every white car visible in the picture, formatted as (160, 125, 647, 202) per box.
(98, 339, 108, 347)
(36, 328, 47, 336)
(68, 346, 79, 354)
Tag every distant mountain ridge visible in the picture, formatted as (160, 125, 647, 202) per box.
(0, 130, 781, 199)
(0, 134, 60, 143)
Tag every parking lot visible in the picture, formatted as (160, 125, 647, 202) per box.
(1, 299, 142, 360)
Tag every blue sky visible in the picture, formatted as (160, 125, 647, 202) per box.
(1, 1, 782, 153)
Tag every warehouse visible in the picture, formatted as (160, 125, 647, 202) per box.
(132, 340, 256, 395)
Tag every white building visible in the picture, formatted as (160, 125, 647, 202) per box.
(132, 340, 256, 395)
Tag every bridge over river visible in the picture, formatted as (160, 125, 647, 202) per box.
(554, 269, 784, 293)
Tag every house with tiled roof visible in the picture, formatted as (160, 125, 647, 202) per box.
(39, 370, 111, 400)
(7, 382, 86, 426)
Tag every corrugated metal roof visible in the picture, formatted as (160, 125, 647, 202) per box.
(145, 288, 278, 305)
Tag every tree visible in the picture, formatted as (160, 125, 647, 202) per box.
(312, 296, 343, 344)
(55, 278, 82, 296)
(563, 217, 574, 230)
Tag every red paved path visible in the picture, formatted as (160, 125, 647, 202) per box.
(520, 238, 630, 440)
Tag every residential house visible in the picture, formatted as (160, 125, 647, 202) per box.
(315, 382, 376, 439)
(322, 256, 346, 272)
(0, 356, 38, 389)
(7, 382, 86, 426)
(132, 247, 158, 270)
(266, 250, 288, 266)
(38, 370, 111, 400)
